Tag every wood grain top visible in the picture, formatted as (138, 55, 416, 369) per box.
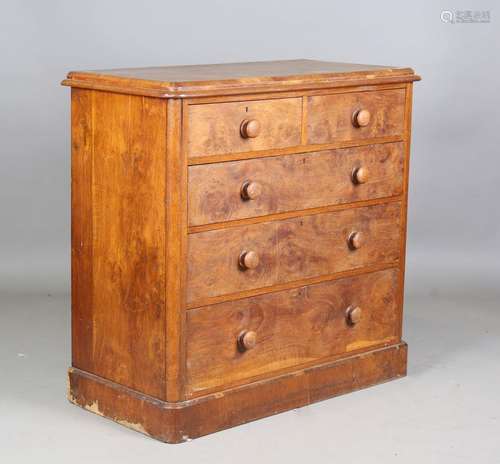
(62, 59, 420, 97)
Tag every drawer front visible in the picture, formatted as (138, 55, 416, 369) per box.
(188, 142, 404, 226)
(307, 89, 405, 144)
(187, 98, 302, 158)
(186, 268, 400, 395)
(187, 202, 401, 303)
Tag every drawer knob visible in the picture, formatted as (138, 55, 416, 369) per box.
(240, 180, 262, 200)
(239, 250, 260, 270)
(240, 119, 261, 139)
(352, 109, 371, 128)
(352, 166, 369, 185)
(238, 330, 257, 352)
(348, 231, 363, 250)
(346, 306, 362, 325)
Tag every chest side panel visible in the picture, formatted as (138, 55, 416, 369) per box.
(71, 89, 167, 399)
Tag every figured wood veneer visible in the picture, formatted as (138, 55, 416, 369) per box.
(71, 90, 167, 399)
(307, 89, 405, 144)
(187, 202, 401, 303)
(63, 59, 420, 443)
(188, 142, 404, 226)
(187, 98, 302, 157)
(186, 268, 400, 395)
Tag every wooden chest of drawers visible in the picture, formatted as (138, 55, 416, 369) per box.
(62, 59, 420, 442)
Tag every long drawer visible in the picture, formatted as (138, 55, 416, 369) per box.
(187, 202, 401, 304)
(188, 142, 404, 226)
(186, 268, 400, 395)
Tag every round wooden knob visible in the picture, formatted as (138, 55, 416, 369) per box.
(238, 330, 257, 352)
(239, 250, 260, 270)
(352, 166, 369, 185)
(240, 119, 261, 138)
(346, 306, 362, 325)
(352, 109, 371, 127)
(348, 231, 363, 250)
(240, 181, 262, 200)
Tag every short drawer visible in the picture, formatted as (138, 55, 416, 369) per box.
(187, 98, 302, 158)
(186, 268, 400, 395)
(187, 202, 401, 303)
(188, 142, 404, 226)
(307, 89, 405, 144)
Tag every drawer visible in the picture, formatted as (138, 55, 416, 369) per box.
(187, 202, 401, 303)
(307, 89, 405, 144)
(188, 142, 404, 226)
(186, 268, 400, 395)
(187, 98, 302, 158)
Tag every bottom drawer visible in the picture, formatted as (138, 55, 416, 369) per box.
(186, 268, 400, 396)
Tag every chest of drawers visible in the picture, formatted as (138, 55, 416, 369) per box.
(62, 59, 420, 442)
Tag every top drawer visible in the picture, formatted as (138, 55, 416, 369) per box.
(307, 89, 405, 144)
(187, 98, 302, 158)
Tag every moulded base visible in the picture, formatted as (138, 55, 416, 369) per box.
(68, 342, 407, 443)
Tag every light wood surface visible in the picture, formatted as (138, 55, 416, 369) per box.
(62, 59, 420, 97)
(165, 98, 188, 401)
(307, 89, 405, 144)
(65, 59, 419, 442)
(187, 202, 401, 303)
(187, 98, 302, 157)
(188, 142, 404, 226)
(186, 269, 399, 394)
(71, 89, 167, 399)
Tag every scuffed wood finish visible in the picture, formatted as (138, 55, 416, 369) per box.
(64, 60, 419, 443)
(68, 342, 407, 443)
(187, 98, 302, 157)
(62, 59, 420, 98)
(71, 89, 167, 399)
(187, 202, 401, 303)
(307, 89, 405, 144)
(186, 269, 400, 395)
(188, 142, 404, 225)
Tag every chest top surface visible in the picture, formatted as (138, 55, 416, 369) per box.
(62, 59, 420, 97)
